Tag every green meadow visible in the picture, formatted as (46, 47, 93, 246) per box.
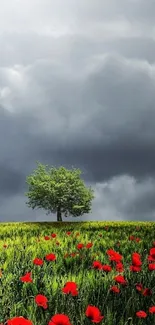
(0, 221, 155, 325)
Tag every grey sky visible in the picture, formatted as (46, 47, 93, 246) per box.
(0, 0, 155, 222)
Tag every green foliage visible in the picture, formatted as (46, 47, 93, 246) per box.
(25, 161, 94, 219)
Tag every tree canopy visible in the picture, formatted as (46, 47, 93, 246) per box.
(25, 162, 94, 221)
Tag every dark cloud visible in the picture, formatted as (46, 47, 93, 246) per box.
(0, 1, 155, 221)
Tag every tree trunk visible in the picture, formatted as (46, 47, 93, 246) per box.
(57, 206, 62, 222)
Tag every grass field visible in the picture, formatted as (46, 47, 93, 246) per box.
(0, 221, 155, 325)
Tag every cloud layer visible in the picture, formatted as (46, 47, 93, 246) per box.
(0, 0, 155, 222)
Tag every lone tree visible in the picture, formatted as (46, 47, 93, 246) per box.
(25, 162, 94, 222)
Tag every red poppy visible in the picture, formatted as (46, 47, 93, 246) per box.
(115, 262, 124, 272)
(136, 310, 147, 318)
(7, 316, 33, 325)
(33, 258, 44, 266)
(135, 237, 141, 242)
(110, 285, 120, 293)
(92, 261, 103, 270)
(35, 294, 48, 309)
(76, 243, 84, 250)
(149, 306, 155, 314)
(102, 265, 112, 272)
(148, 263, 155, 271)
(20, 272, 33, 283)
(130, 265, 141, 272)
(142, 288, 152, 296)
(85, 305, 104, 323)
(129, 235, 135, 241)
(135, 283, 143, 292)
(86, 242, 93, 249)
(44, 236, 50, 240)
(45, 253, 56, 261)
(114, 275, 127, 285)
(51, 233, 57, 238)
(48, 314, 72, 325)
(62, 282, 78, 296)
(150, 248, 155, 258)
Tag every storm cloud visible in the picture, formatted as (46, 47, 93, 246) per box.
(0, 0, 155, 222)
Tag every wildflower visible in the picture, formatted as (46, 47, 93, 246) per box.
(135, 283, 143, 292)
(110, 285, 120, 293)
(44, 236, 50, 240)
(92, 261, 103, 270)
(35, 294, 48, 309)
(115, 262, 124, 272)
(45, 253, 56, 261)
(135, 237, 141, 242)
(148, 263, 155, 271)
(102, 265, 112, 272)
(142, 288, 152, 296)
(33, 258, 44, 266)
(85, 305, 104, 323)
(7, 316, 33, 325)
(149, 306, 155, 314)
(48, 314, 72, 325)
(20, 272, 33, 283)
(62, 281, 78, 296)
(150, 248, 155, 258)
(114, 275, 128, 286)
(86, 242, 93, 249)
(51, 233, 57, 238)
(77, 243, 84, 250)
(136, 310, 147, 318)
(129, 235, 135, 241)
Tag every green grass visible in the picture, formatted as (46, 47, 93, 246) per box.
(0, 221, 155, 325)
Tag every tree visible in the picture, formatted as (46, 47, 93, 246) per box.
(25, 161, 94, 222)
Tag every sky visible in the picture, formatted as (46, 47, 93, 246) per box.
(0, 0, 155, 222)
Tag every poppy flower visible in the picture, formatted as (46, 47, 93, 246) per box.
(44, 236, 50, 240)
(142, 288, 152, 296)
(7, 316, 33, 325)
(76, 243, 84, 250)
(20, 272, 33, 283)
(48, 314, 72, 325)
(110, 285, 120, 293)
(149, 306, 155, 314)
(45, 253, 56, 261)
(51, 233, 57, 238)
(62, 281, 78, 296)
(114, 275, 127, 285)
(136, 310, 147, 318)
(86, 242, 93, 249)
(115, 262, 124, 272)
(85, 305, 104, 323)
(92, 261, 103, 270)
(33, 258, 44, 266)
(102, 265, 112, 272)
(150, 248, 155, 258)
(135, 283, 143, 292)
(35, 294, 48, 309)
(148, 263, 155, 271)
